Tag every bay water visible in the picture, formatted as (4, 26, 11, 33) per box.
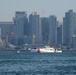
(0, 51, 76, 75)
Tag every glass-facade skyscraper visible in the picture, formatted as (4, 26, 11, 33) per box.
(57, 24, 62, 46)
(29, 12, 42, 44)
(41, 17, 49, 44)
(49, 15, 57, 47)
(29, 12, 41, 36)
(14, 11, 27, 45)
(63, 10, 76, 46)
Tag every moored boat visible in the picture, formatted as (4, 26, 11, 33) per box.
(37, 46, 55, 53)
(30, 48, 38, 52)
(55, 48, 62, 53)
(30, 46, 62, 53)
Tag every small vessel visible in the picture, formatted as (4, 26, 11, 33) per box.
(30, 48, 38, 52)
(55, 48, 62, 53)
(37, 46, 55, 53)
(31, 46, 62, 53)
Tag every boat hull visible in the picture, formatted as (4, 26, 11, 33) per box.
(38, 49, 55, 53)
(30, 46, 62, 53)
(30, 49, 38, 52)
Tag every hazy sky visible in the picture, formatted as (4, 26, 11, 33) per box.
(0, 0, 76, 21)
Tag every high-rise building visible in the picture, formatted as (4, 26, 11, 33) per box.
(63, 10, 76, 46)
(57, 23, 62, 47)
(0, 22, 14, 45)
(29, 12, 42, 44)
(49, 15, 57, 47)
(24, 16, 28, 36)
(29, 12, 41, 36)
(72, 35, 76, 49)
(0, 22, 14, 39)
(41, 17, 49, 44)
(14, 11, 27, 45)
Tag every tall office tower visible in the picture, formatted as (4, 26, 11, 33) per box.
(57, 22, 63, 47)
(41, 17, 49, 44)
(14, 11, 27, 45)
(0, 22, 14, 39)
(0, 22, 14, 44)
(24, 16, 28, 36)
(29, 12, 42, 44)
(49, 15, 57, 47)
(63, 10, 76, 46)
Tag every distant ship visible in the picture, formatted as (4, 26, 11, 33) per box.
(30, 46, 62, 53)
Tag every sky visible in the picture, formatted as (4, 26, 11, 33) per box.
(0, 0, 76, 22)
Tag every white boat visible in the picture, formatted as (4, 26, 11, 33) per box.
(37, 46, 55, 53)
(30, 48, 38, 52)
(31, 46, 62, 53)
(55, 48, 62, 53)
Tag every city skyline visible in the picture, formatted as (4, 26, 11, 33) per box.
(0, 0, 76, 21)
(0, 10, 76, 47)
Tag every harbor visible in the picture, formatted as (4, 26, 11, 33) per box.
(0, 50, 76, 75)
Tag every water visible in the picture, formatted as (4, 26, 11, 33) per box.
(0, 51, 76, 75)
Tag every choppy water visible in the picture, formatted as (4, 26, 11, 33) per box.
(0, 50, 76, 75)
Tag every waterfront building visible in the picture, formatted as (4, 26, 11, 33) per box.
(49, 15, 57, 47)
(0, 22, 14, 40)
(41, 17, 49, 44)
(14, 11, 27, 45)
(29, 12, 42, 44)
(63, 10, 76, 46)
